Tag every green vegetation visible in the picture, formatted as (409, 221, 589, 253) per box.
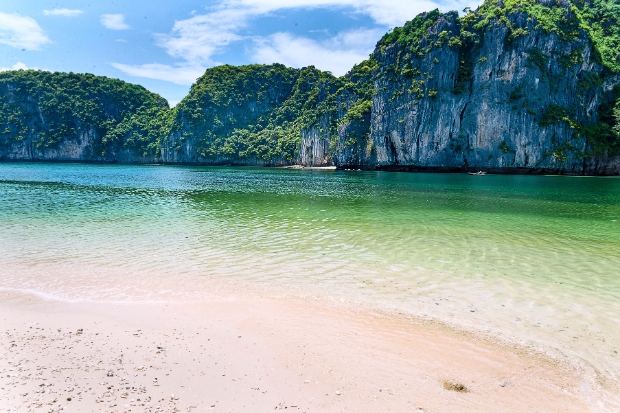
(615, 101, 620, 136)
(466, 0, 620, 73)
(584, 86, 620, 155)
(527, 48, 549, 73)
(171, 64, 343, 162)
(577, 72, 602, 91)
(509, 86, 524, 101)
(453, 43, 475, 94)
(547, 143, 571, 162)
(0, 70, 167, 155)
(539, 104, 569, 126)
(574, 0, 620, 73)
(102, 106, 172, 157)
(340, 100, 372, 124)
(499, 140, 516, 154)
(558, 49, 584, 68)
(473, 0, 581, 42)
(379, 10, 442, 52)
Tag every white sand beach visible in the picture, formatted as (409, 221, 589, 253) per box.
(1, 289, 594, 413)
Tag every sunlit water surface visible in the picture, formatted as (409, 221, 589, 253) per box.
(1, 163, 619, 397)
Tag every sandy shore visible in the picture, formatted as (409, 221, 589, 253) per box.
(0, 290, 597, 413)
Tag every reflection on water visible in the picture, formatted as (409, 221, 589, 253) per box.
(1, 163, 620, 393)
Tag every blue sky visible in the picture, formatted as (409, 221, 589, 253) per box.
(0, 0, 477, 106)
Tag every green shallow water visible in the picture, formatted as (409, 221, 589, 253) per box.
(1, 163, 620, 395)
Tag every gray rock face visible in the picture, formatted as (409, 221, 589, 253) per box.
(332, 11, 620, 174)
(1, 131, 160, 163)
(299, 116, 332, 166)
(0, 118, 160, 164)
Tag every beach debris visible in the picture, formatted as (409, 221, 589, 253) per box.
(443, 380, 468, 393)
(107, 371, 114, 377)
(335, 390, 341, 396)
(498, 379, 511, 387)
(76, 329, 83, 335)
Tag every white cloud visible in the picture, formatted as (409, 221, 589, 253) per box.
(155, 0, 477, 64)
(227, 0, 452, 26)
(0, 12, 50, 50)
(253, 29, 382, 76)
(113, 0, 479, 83)
(100, 14, 130, 30)
(43, 9, 83, 17)
(111, 63, 205, 85)
(0, 61, 29, 72)
(155, 8, 247, 65)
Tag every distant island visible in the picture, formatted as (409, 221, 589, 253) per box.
(1, 0, 619, 174)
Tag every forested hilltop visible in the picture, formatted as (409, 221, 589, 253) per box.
(0, 71, 169, 162)
(1, 0, 619, 174)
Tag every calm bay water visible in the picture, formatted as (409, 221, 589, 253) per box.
(1, 163, 620, 391)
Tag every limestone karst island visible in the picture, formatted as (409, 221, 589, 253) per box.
(1, 0, 619, 412)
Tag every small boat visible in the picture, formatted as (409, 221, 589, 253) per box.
(468, 171, 487, 176)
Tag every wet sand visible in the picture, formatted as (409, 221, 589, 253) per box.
(0, 290, 594, 413)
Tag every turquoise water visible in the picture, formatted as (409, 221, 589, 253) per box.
(1, 163, 620, 391)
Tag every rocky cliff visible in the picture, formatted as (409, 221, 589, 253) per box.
(160, 64, 339, 166)
(1, 0, 619, 174)
(328, 0, 620, 174)
(0, 71, 168, 163)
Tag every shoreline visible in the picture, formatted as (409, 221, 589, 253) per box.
(1, 159, 619, 176)
(0, 289, 602, 412)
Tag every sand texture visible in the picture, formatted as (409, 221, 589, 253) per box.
(0, 290, 594, 413)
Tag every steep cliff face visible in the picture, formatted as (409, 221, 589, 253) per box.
(163, 64, 340, 166)
(0, 71, 168, 162)
(332, 1, 620, 173)
(162, 64, 298, 165)
(298, 114, 332, 166)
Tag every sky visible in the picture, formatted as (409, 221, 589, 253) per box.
(0, 0, 479, 106)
